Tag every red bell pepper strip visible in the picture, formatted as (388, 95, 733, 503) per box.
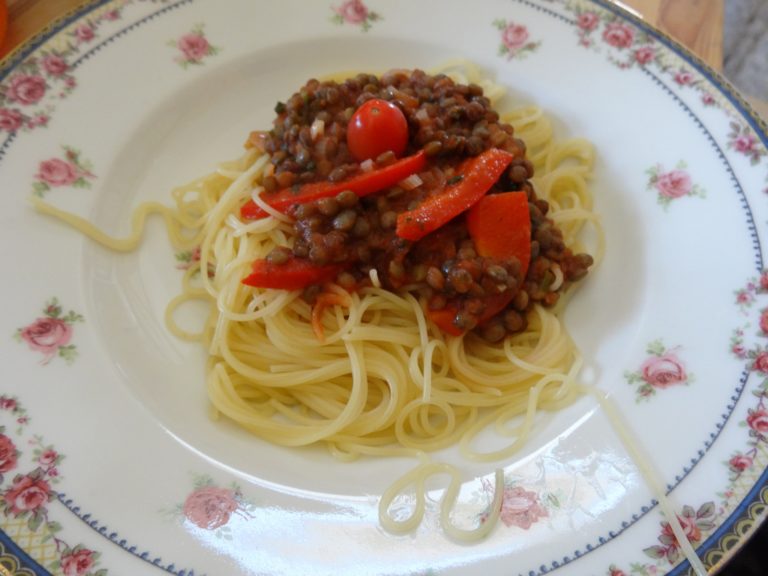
(428, 293, 513, 337)
(395, 148, 514, 242)
(427, 307, 465, 337)
(466, 191, 531, 278)
(240, 150, 428, 220)
(427, 191, 532, 336)
(311, 292, 351, 343)
(242, 257, 341, 291)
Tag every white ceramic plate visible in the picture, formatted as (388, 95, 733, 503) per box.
(1, 0, 767, 574)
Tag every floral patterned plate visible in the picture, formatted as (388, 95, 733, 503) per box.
(1, 1, 767, 575)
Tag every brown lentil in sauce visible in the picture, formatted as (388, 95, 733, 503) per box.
(250, 70, 594, 339)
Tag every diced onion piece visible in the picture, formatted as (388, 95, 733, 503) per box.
(310, 119, 325, 141)
(550, 264, 564, 291)
(369, 268, 382, 288)
(399, 174, 423, 191)
(360, 159, 374, 173)
(414, 108, 429, 122)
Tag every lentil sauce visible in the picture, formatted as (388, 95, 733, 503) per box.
(246, 70, 593, 340)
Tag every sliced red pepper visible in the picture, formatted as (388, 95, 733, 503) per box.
(427, 293, 514, 337)
(311, 292, 351, 343)
(242, 257, 341, 291)
(427, 192, 532, 336)
(466, 191, 531, 278)
(241, 150, 427, 220)
(395, 148, 515, 242)
(427, 307, 464, 337)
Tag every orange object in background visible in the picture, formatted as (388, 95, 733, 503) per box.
(0, 0, 8, 50)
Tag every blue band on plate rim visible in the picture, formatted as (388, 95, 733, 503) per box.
(0, 526, 46, 576)
(591, 1, 768, 572)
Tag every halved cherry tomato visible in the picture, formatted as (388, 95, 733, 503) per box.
(347, 98, 408, 162)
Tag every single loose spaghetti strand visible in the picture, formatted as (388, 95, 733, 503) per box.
(580, 385, 708, 576)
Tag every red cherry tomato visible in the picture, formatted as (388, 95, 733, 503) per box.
(347, 98, 409, 162)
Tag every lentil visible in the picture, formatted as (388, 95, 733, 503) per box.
(266, 246, 292, 265)
(336, 189, 358, 208)
(426, 267, 446, 290)
(333, 209, 357, 232)
(317, 197, 340, 216)
(259, 69, 593, 338)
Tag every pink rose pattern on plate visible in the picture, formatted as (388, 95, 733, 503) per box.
(569, 1, 677, 71)
(644, 503, 716, 564)
(0, 1, 765, 573)
(645, 161, 705, 209)
(563, 0, 768, 194)
(167, 475, 255, 537)
(0, 401, 106, 575)
(59, 547, 99, 576)
(15, 298, 84, 365)
(184, 486, 239, 530)
(31, 146, 95, 197)
(0, 433, 19, 475)
(169, 24, 220, 69)
(5, 74, 48, 106)
(498, 485, 548, 529)
(609, 502, 715, 573)
(570, 3, 647, 59)
(625, 340, 692, 401)
(0, 3, 128, 135)
(330, 0, 381, 32)
(479, 477, 553, 530)
(3, 472, 54, 521)
(493, 19, 540, 60)
(727, 272, 768, 486)
(728, 121, 766, 166)
(0, 396, 30, 436)
(611, 270, 768, 574)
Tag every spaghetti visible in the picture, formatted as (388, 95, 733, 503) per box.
(32, 63, 604, 541)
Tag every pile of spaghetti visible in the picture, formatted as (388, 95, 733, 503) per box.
(159, 63, 600, 461)
(33, 62, 600, 537)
